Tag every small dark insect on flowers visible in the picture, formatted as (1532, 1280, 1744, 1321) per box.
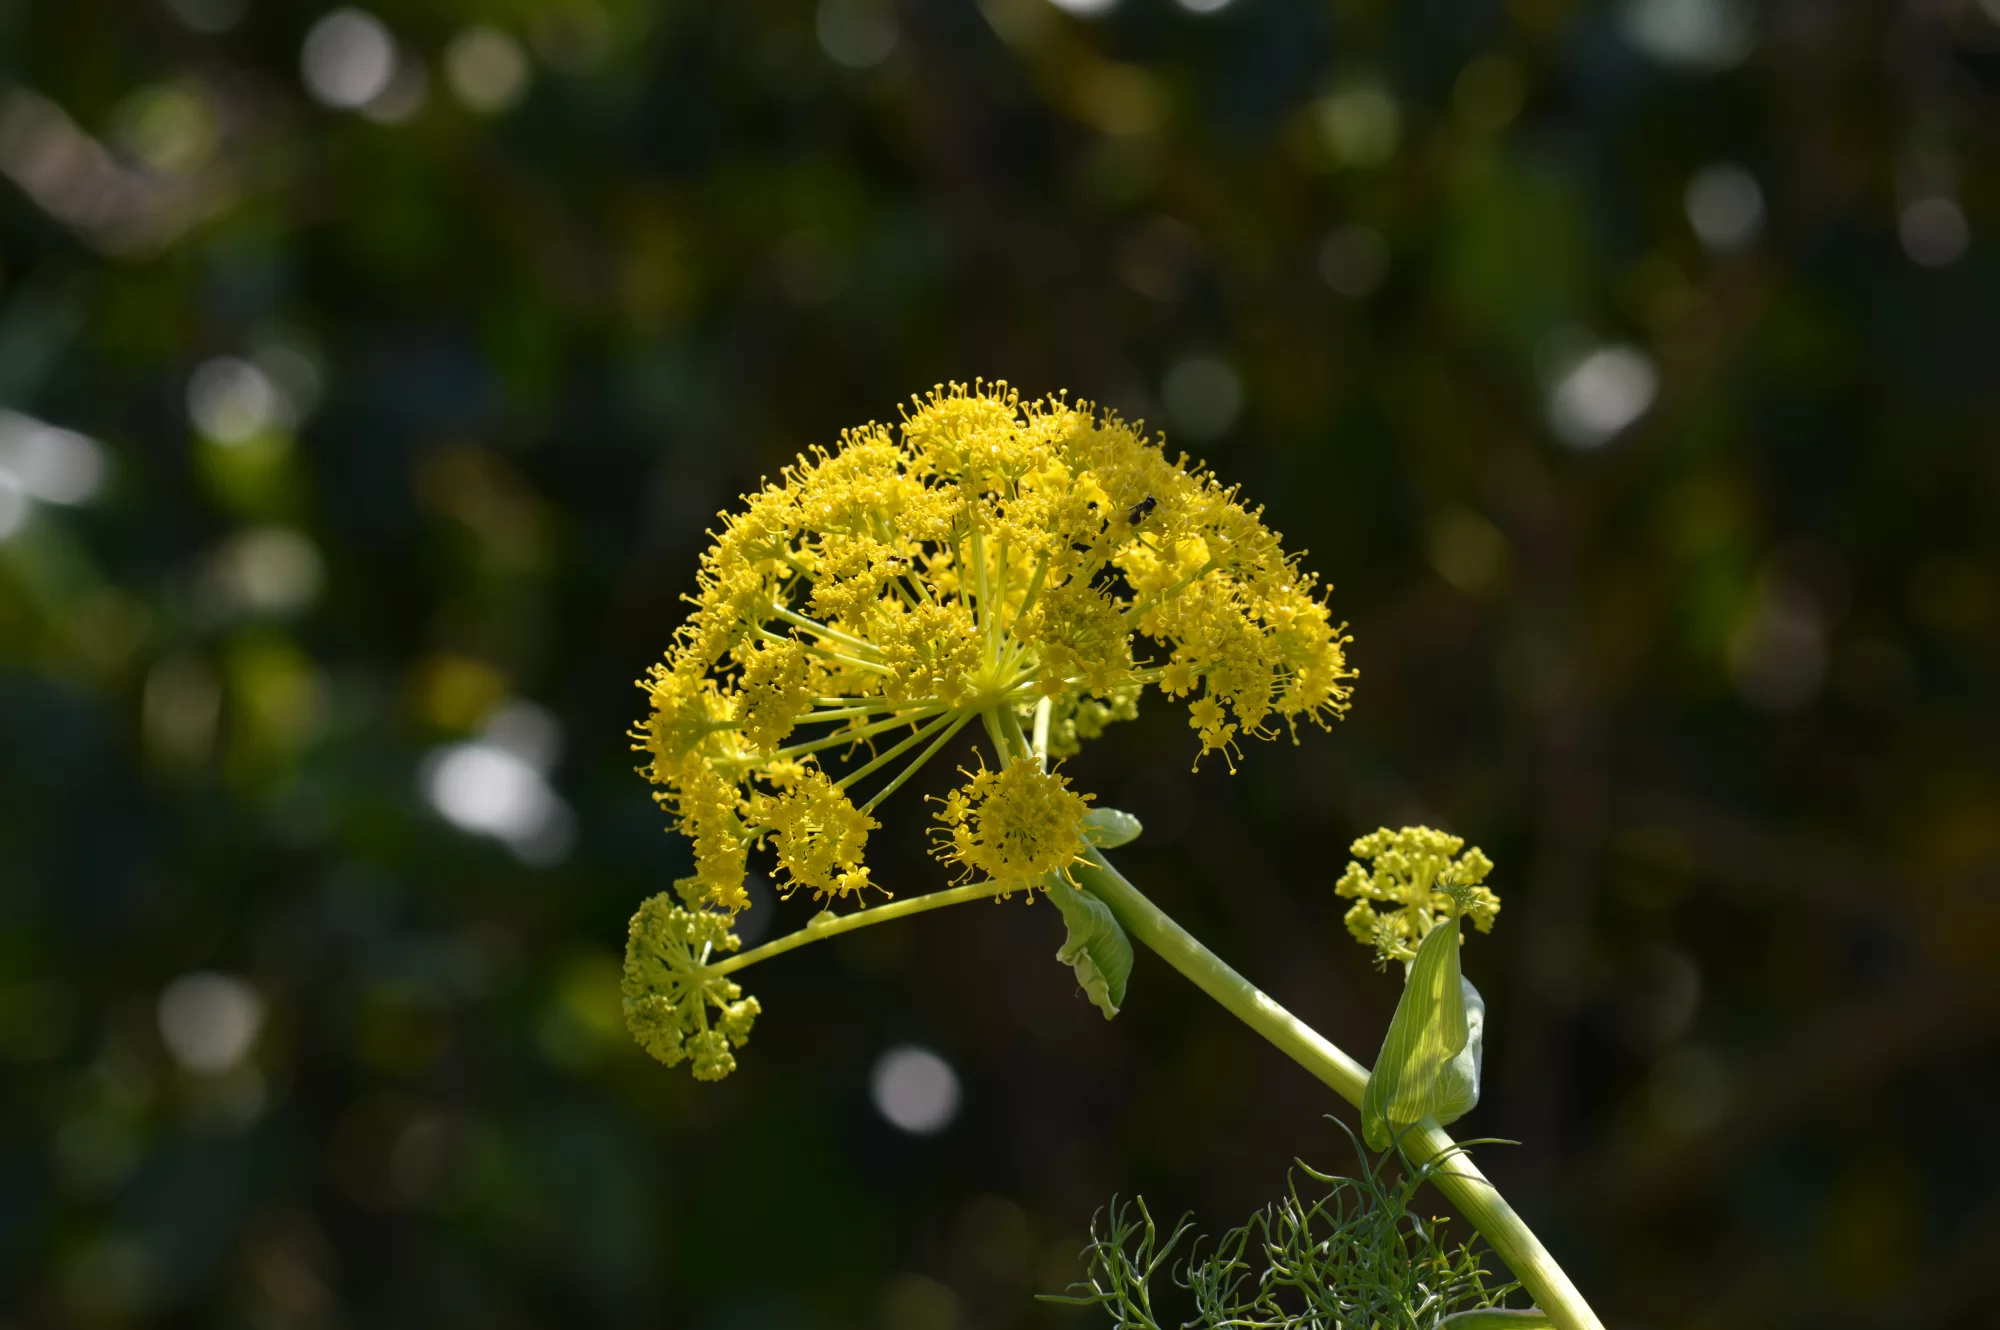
(1127, 496, 1157, 524)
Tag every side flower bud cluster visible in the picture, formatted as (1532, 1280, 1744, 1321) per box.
(1334, 826, 1501, 966)
(622, 883, 762, 1080)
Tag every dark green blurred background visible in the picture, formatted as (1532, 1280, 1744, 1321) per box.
(3, 1, 1997, 1327)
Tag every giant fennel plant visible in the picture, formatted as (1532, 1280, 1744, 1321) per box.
(619, 383, 1601, 1330)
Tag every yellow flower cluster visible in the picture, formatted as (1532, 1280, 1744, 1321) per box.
(1335, 826, 1501, 966)
(933, 758, 1094, 891)
(621, 885, 762, 1080)
(632, 380, 1356, 919)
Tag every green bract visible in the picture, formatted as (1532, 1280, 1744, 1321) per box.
(1048, 874, 1133, 1019)
(1080, 806, 1144, 849)
(1362, 912, 1485, 1152)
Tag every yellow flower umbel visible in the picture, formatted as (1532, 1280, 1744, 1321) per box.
(624, 380, 1355, 1074)
(1334, 826, 1501, 966)
(932, 757, 1094, 892)
(622, 882, 762, 1081)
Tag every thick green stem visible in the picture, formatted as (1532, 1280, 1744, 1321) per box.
(1071, 847, 1604, 1330)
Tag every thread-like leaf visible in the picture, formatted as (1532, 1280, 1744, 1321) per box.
(1363, 915, 1485, 1150)
(1048, 1120, 1525, 1327)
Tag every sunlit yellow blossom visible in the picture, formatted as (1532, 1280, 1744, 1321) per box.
(736, 636, 813, 750)
(752, 761, 880, 900)
(932, 758, 1093, 890)
(632, 379, 1355, 923)
(1334, 826, 1500, 966)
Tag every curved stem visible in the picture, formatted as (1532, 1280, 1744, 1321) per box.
(1070, 847, 1604, 1330)
(707, 882, 995, 977)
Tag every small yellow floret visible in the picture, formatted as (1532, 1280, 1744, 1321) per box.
(753, 762, 880, 901)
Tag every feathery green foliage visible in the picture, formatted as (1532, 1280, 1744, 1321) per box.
(1048, 1125, 1534, 1330)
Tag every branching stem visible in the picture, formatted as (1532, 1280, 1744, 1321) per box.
(754, 708, 945, 763)
(770, 604, 882, 658)
(707, 881, 997, 977)
(860, 710, 975, 813)
(834, 709, 959, 793)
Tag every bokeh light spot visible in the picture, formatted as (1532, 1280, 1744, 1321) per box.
(302, 9, 398, 110)
(1317, 225, 1388, 298)
(870, 1044, 960, 1135)
(187, 356, 284, 443)
(0, 411, 107, 505)
(817, 0, 899, 70)
(1315, 85, 1402, 168)
(1424, 509, 1511, 595)
(421, 701, 573, 864)
(1684, 162, 1763, 252)
(1162, 356, 1242, 442)
(1621, 0, 1753, 72)
(157, 972, 265, 1074)
(113, 81, 220, 175)
(446, 26, 532, 113)
(1729, 568, 1826, 711)
(1548, 345, 1658, 449)
(1899, 197, 1968, 268)
(215, 527, 325, 615)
